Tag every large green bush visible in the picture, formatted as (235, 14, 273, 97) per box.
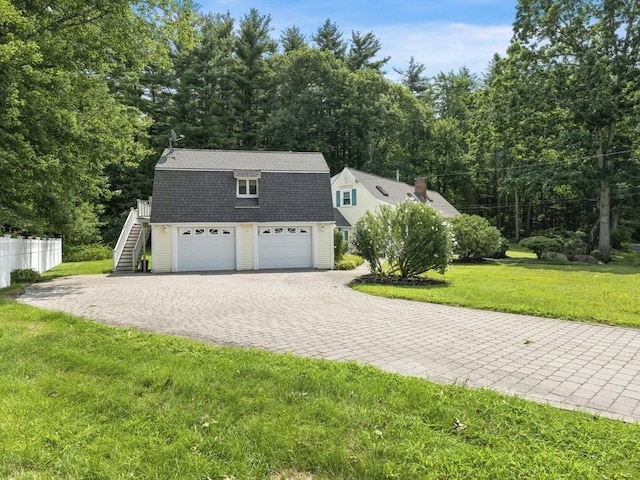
(450, 214, 502, 262)
(353, 202, 452, 278)
(63, 244, 112, 262)
(533, 228, 587, 257)
(520, 236, 562, 259)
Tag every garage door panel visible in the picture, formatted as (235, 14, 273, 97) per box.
(178, 227, 235, 271)
(258, 226, 312, 269)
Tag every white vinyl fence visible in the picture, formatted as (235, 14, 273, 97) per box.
(0, 236, 62, 288)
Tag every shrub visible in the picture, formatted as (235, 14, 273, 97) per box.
(532, 228, 587, 257)
(560, 230, 588, 257)
(544, 251, 568, 262)
(520, 236, 562, 259)
(63, 244, 112, 262)
(611, 225, 633, 250)
(353, 202, 452, 278)
(491, 237, 510, 259)
(335, 254, 364, 270)
(334, 229, 347, 262)
(352, 210, 387, 275)
(450, 214, 502, 262)
(11, 269, 41, 284)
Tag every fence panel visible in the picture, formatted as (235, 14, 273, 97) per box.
(0, 236, 62, 288)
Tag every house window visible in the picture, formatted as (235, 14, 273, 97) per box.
(237, 178, 258, 197)
(342, 229, 349, 242)
(342, 190, 351, 206)
(336, 188, 357, 207)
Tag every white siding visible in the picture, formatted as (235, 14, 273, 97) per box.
(332, 169, 380, 227)
(151, 224, 173, 273)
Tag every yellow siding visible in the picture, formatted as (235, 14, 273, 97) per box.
(151, 225, 173, 273)
(239, 224, 254, 270)
(315, 224, 334, 269)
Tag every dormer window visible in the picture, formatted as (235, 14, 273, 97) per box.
(342, 190, 351, 206)
(336, 188, 357, 207)
(233, 169, 261, 198)
(237, 178, 258, 197)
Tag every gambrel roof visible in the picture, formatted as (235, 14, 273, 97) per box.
(151, 149, 334, 224)
(155, 148, 329, 172)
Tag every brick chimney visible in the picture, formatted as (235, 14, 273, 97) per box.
(414, 177, 427, 202)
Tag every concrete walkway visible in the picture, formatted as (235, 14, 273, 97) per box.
(19, 266, 640, 423)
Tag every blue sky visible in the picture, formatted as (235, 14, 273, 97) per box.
(196, 0, 518, 80)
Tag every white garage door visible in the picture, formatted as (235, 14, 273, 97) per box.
(177, 227, 235, 271)
(258, 226, 312, 269)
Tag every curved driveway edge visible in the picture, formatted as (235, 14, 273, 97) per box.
(19, 267, 640, 423)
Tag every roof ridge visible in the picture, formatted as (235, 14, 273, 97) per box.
(164, 148, 320, 155)
(346, 167, 410, 186)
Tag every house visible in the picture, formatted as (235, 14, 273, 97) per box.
(113, 149, 335, 273)
(331, 167, 460, 241)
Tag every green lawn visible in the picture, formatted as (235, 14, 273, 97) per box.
(42, 258, 113, 278)
(2, 298, 640, 479)
(353, 250, 640, 327)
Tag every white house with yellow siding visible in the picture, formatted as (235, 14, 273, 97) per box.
(145, 149, 335, 273)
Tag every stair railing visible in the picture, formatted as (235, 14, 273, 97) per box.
(113, 208, 138, 271)
(137, 198, 151, 218)
(132, 224, 150, 272)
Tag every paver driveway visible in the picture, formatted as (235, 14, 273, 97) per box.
(19, 266, 640, 422)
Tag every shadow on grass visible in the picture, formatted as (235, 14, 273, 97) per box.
(488, 253, 640, 275)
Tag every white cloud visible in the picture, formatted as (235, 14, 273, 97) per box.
(376, 22, 513, 81)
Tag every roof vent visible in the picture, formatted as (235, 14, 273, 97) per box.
(376, 185, 389, 196)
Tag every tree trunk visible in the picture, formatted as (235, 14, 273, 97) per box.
(514, 191, 520, 242)
(598, 179, 611, 261)
(595, 125, 612, 262)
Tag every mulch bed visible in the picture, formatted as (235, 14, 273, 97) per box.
(351, 274, 446, 286)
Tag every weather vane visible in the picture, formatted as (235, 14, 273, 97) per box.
(169, 129, 185, 149)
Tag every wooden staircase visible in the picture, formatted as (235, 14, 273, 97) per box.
(114, 223, 143, 272)
(113, 199, 151, 272)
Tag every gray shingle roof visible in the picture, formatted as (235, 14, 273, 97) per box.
(333, 208, 351, 227)
(151, 150, 334, 224)
(333, 167, 460, 218)
(156, 148, 329, 173)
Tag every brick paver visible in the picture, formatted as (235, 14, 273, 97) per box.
(19, 267, 640, 422)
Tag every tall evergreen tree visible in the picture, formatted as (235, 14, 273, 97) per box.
(280, 26, 307, 53)
(234, 8, 277, 148)
(312, 18, 347, 59)
(394, 56, 430, 97)
(346, 30, 390, 71)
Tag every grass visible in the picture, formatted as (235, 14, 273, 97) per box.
(41, 258, 113, 279)
(2, 296, 640, 479)
(353, 248, 640, 328)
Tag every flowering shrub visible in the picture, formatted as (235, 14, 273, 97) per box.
(352, 202, 452, 278)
